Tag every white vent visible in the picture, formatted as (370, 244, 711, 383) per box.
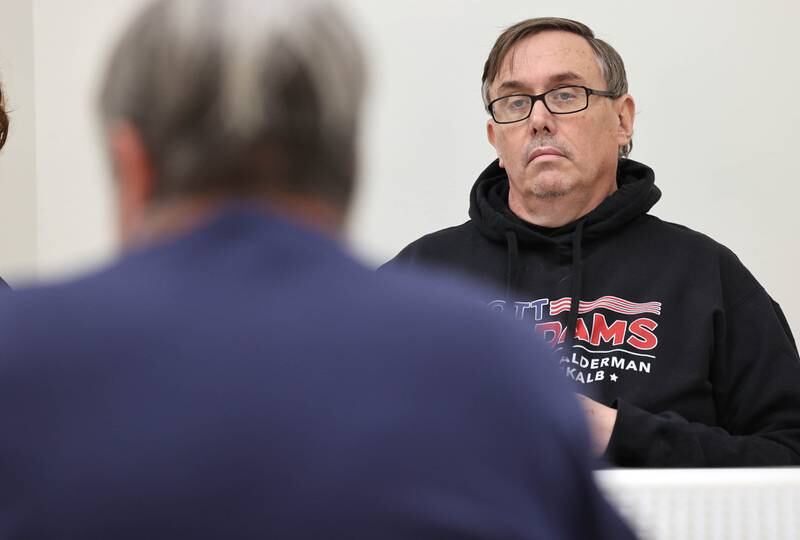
(595, 468, 800, 540)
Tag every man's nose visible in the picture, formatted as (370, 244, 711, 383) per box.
(528, 98, 554, 134)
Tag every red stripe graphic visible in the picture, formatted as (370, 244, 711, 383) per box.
(549, 296, 661, 316)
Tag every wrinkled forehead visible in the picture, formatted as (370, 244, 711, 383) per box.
(493, 31, 605, 96)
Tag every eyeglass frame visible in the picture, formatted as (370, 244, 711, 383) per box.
(486, 85, 619, 124)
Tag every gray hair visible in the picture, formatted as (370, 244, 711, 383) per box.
(0, 82, 8, 151)
(481, 17, 632, 158)
(100, 0, 365, 208)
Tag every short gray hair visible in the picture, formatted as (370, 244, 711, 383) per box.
(481, 17, 632, 158)
(100, 0, 365, 208)
(0, 82, 8, 151)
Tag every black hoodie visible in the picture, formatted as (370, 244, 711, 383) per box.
(385, 158, 800, 467)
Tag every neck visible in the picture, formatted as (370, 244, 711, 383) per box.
(507, 157, 621, 228)
(508, 184, 617, 228)
(124, 194, 346, 249)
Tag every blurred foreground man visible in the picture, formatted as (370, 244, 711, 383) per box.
(0, 2, 634, 538)
(0, 83, 11, 289)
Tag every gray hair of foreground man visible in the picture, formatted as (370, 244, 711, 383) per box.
(0, 83, 8, 151)
(481, 17, 632, 157)
(100, 0, 365, 209)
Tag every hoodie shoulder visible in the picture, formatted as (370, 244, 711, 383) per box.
(381, 221, 484, 270)
(638, 214, 765, 298)
(638, 214, 742, 261)
(640, 215, 730, 250)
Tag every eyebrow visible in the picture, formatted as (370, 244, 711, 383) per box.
(496, 71, 587, 95)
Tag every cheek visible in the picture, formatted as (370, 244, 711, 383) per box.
(494, 127, 525, 158)
(568, 117, 617, 162)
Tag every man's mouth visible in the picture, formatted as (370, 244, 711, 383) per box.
(528, 147, 566, 163)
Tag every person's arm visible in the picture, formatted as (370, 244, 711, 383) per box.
(576, 394, 617, 456)
(602, 285, 800, 467)
(477, 323, 637, 539)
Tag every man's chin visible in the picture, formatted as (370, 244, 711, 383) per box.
(530, 176, 575, 199)
(532, 188, 570, 199)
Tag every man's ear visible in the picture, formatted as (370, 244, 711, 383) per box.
(108, 123, 155, 245)
(486, 119, 504, 168)
(616, 94, 635, 150)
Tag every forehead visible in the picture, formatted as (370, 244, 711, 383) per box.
(494, 30, 604, 92)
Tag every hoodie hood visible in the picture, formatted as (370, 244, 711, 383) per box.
(468, 157, 661, 344)
(468, 158, 661, 246)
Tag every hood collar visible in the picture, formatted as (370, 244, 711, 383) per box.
(468, 158, 661, 246)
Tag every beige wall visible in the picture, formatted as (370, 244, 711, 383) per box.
(0, 0, 37, 286)
(32, 0, 146, 280)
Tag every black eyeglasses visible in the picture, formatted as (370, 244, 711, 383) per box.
(487, 85, 618, 124)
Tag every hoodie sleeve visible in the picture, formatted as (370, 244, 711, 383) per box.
(377, 223, 480, 273)
(606, 252, 800, 467)
(378, 242, 419, 272)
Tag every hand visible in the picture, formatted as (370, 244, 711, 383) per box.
(575, 394, 618, 456)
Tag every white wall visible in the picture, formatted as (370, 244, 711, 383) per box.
(0, 0, 37, 285)
(344, 0, 800, 328)
(32, 0, 143, 281)
(1, 0, 799, 327)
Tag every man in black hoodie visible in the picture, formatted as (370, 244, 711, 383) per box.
(384, 17, 800, 468)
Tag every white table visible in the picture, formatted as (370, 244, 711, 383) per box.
(595, 468, 800, 540)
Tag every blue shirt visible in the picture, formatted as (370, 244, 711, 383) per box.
(0, 207, 634, 539)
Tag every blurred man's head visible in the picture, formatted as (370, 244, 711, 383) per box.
(0, 83, 8, 151)
(99, 0, 365, 243)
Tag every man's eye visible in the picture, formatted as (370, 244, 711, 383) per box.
(508, 98, 529, 109)
(553, 91, 577, 102)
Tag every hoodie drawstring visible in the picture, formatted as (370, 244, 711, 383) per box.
(505, 222, 584, 345)
(566, 220, 585, 345)
(505, 230, 520, 300)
